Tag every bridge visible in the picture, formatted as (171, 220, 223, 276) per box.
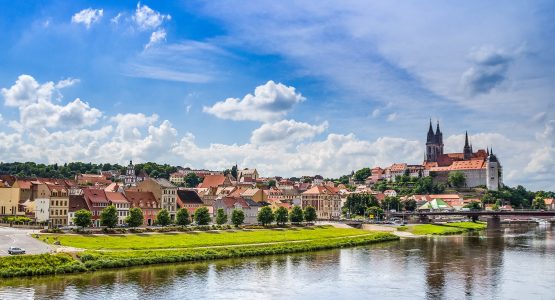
(388, 210, 555, 229)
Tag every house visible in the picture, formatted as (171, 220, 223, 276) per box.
(384, 190, 397, 197)
(67, 195, 90, 226)
(83, 188, 110, 227)
(0, 186, 19, 216)
(76, 174, 112, 187)
(46, 183, 70, 228)
(176, 190, 205, 216)
(169, 172, 186, 185)
(213, 197, 262, 224)
(313, 175, 324, 186)
(237, 169, 259, 182)
(33, 182, 51, 223)
(133, 178, 178, 220)
(418, 199, 453, 211)
(106, 192, 130, 225)
(125, 191, 160, 226)
(544, 198, 554, 210)
(198, 175, 232, 189)
(301, 185, 341, 220)
(241, 188, 266, 203)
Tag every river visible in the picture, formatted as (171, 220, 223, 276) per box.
(1, 225, 554, 300)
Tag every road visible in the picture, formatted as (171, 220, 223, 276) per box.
(0, 226, 51, 256)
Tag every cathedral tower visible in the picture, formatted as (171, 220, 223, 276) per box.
(463, 131, 473, 160)
(425, 120, 444, 162)
(486, 149, 500, 191)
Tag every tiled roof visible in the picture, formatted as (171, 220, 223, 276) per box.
(125, 191, 158, 208)
(105, 192, 129, 204)
(69, 195, 89, 212)
(389, 163, 407, 172)
(83, 188, 109, 204)
(302, 185, 339, 195)
(199, 175, 227, 188)
(153, 178, 176, 188)
(429, 159, 485, 171)
(177, 190, 204, 205)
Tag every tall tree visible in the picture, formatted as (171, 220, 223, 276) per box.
(100, 205, 118, 228)
(304, 206, 317, 223)
(216, 208, 228, 225)
(127, 207, 144, 228)
(448, 171, 466, 188)
(404, 199, 417, 212)
(275, 206, 289, 225)
(532, 196, 546, 210)
(73, 209, 92, 229)
(289, 206, 304, 224)
(257, 206, 275, 226)
(185, 173, 201, 188)
(231, 165, 238, 180)
(156, 209, 171, 226)
(231, 209, 245, 227)
(354, 168, 371, 182)
(175, 208, 191, 226)
(194, 207, 211, 225)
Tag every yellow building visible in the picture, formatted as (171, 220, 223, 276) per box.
(0, 187, 20, 216)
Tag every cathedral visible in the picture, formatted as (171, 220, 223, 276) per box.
(422, 120, 503, 191)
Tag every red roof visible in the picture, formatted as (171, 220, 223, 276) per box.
(105, 192, 129, 204)
(83, 188, 109, 204)
(125, 191, 158, 209)
(302, 185, 339, 195)
(199, 175, 227, 188)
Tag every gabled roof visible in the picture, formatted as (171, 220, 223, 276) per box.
(69, 195, 90, 212)
(153, 178, 176, 188)
(199, 175, 228, 188)
(105, 192, 129, 204)
(302, 185, 339, 195)
(125, 191, 158, 208)
(176, 190, 203, 206)
(83, 188, 109, 204)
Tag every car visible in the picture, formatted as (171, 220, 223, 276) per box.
(8, 247, 26, 255)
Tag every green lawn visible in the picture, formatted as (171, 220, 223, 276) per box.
(404, 222, 486, 235)
(41, 226, 370, 250)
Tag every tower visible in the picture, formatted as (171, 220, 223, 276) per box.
(125, 160, 137, 187)
(486, 149, 500, 191)
(425, 119, 444, 162)
(463, 131, 473, 160)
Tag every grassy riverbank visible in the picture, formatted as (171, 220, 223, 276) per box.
(398, 222, 486, 235)
(0, 227, 398, 278)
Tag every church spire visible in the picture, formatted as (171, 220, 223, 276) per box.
(464, 131, 470, 148)
(427, 119, 435, 143)
(463, 131, 473, 160)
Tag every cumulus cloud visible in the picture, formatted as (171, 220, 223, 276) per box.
(110, 113, 159, 141)
(461, 46, 514, 96)
(133, 2, 171, 30)
(203, 81, 305, 122)
(71, 8, 104, 29)
(145, 29, 167, 49)
(250, 120, 328, 145)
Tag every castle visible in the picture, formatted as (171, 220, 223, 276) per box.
(422, 120, 502, 190)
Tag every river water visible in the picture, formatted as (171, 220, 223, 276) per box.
(1, 225, 554, 300)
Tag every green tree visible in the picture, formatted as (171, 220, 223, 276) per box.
(289, 206, 304, 224)
(404, 199, 417, 212)
(231, 209, 245, 227)
(126, 207, 144, 227)
(231, 165, 238, 180)
(342, 193, 379, 216)
(382, 196, 402, 212)
(216, 208, 228, 225)
(464, 201, 482, 210)
(275, 206, 289, 225)
(257, 206, 275, 226)
(175, 208, 191, 226)
(194, 207, 211, 225)
(304, 206, 317, 222)
(73, 209, 92, 229)
(267, 179, 277, 187)
(156, 209, 171, 226)
(100, 205, 118, 228)
(448, 171, 466, 188)
(185, 173, 201, 188)
(532, 196, 546, 210)
(354, 167, 371, 182)
(366, 206, 383, 220)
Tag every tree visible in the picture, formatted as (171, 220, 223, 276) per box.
(404, 199, 417, 212)
(216, 208, 228, 225)
(532, 196, 546, 210)
(289, 206, 304, 224)
(194, 207, 211, 225)
(382, 196, 402, 212)
(73, 209, 92, 229)
(304, 206, 317, 223)
(366, 206, 383, 220)
(231, 165, 238, 180)
(342, 193, 379, 216)
(126, 207, 144, 227)
(231, 209, 245, 227)
(268, 179, 277, 187)
(275, 206, 289, 225)
(156, 209, 171, 226)
(448, 171, 466, 188)
(464, 201, 482, 210)
(100, 205, 118, 228)
(185, 173, 201, 188)
(257, 206, 275, 226)
(175, 208, 191, 226)
(354, 167, 371, 182)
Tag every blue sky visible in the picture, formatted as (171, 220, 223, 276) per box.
(0, 1, 554, 190)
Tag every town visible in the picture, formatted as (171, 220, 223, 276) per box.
(1, 121, 552, 229)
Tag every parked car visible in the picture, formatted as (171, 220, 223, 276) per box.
(8, 246, 26, 255)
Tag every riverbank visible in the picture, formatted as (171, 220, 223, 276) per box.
(397, 222, 487, 235)
(0, 227, 398, 278)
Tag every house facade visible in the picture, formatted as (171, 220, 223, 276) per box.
(301, 186, 341, 220)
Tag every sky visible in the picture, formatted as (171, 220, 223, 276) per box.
(0, 1, 554, 190)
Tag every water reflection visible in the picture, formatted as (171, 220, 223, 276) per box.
(1, 226, 554, 300)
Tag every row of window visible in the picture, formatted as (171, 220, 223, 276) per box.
(163, 189, 177, 195)
(52, 200, 68, 207)
(50, 209, 67, 216)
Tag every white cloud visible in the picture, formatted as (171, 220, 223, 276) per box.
(145, 29, 167, 49)
(111, 13, 123, 24)
(203, 80, 305, 122)
(71, 8, 104, 29)
(55, 78, 80, 89)
(460, 46, 514, 96)
(110, 113, 159, 141)
(386, 113, 397, 122)
(133, 2, 171, 30)
(2, 75, 56, 107)
(250, 120, 327, 145)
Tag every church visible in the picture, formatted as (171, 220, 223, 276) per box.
(422, 120, 503, 191)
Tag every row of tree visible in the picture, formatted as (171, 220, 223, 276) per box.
(342, 193, 418, 218)
(73, 205, 319, 229)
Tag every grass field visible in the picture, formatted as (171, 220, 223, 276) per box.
(41, 226, 369, 250)
(399, 222, 486, 235)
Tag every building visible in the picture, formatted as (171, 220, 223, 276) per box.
(213, 197, 262, 224)
(423, 121, 503, 190)
(76, 174, 112, 187)
(0, 186, 19, 216)
(68, 195, 90, 226)
(301, 185, 341, 220)
(176, 190, 205, 216)
(124, 160, 137, 187)
(83, 188, 110, 227)
(47, 184, 70, 227)
(198, 175, 232, 189)
(237, 169, 259, 183)
(106, 192, 130, 225)
(34, 182, 51, 223)
(169, 172, 186, 185)
(125, 191, 160, 226)
(133, 178, 178, 220)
